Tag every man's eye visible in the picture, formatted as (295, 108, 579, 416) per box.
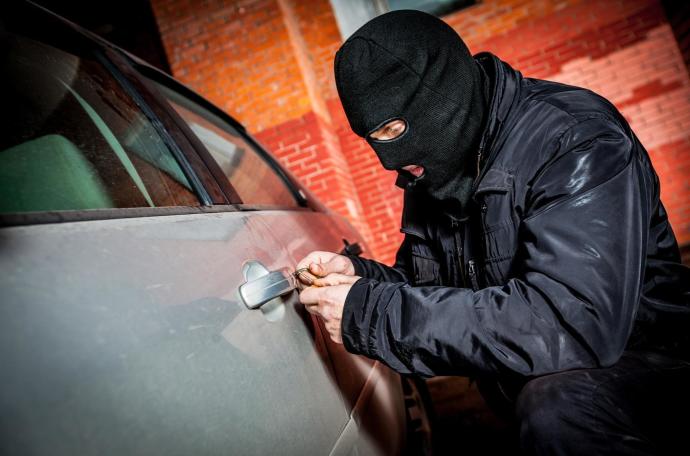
(386, 126, 402, 138)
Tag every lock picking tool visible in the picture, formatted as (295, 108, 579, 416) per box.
(294, 267, 320, 288)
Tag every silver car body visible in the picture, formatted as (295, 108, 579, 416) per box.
(0, 2, 406, 454)
(1, 210, 405, 455)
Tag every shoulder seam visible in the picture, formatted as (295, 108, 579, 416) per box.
(530, 114, 623, 184)
(523, 154, 634, 222)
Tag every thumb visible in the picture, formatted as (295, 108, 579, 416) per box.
(309, 262, 325, 276)
(310, 258, 341, 277)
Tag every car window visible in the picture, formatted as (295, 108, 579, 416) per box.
(0, 31, 200, 214)
(151, 82, 299, 207)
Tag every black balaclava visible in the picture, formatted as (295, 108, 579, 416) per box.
(334, 10, 488, 210)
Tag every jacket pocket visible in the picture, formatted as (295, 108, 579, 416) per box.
(474, 169, 517, 285)
(479, 218, 515, 286)
(410, 241, 441, 286)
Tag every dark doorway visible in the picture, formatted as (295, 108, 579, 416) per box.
(32, 0, 170, 73)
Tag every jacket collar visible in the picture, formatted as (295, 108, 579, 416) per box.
(472, 53, 522, 194)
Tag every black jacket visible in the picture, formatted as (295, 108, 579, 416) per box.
(342, 53, 690, 380)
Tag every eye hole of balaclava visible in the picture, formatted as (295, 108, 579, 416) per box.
(367, 119, 421, 183)
(367, 118, 408, 144)
(334, 10, 488, 205)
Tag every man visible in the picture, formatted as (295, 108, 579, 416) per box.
(298, 10, 690, 454)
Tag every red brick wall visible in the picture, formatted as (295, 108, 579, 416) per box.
(150, 0, 374, 244)
(446, 0, 690, 251)
(151, 0, 690, 264)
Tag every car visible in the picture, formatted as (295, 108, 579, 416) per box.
(0, 2, 434, 455)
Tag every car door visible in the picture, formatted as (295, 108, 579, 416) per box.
(0, 6, 354, 455)
(139, 64, 406, 456)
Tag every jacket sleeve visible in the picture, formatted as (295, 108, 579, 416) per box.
(342, 118, 649, 377)
(346, 236, 412, 283)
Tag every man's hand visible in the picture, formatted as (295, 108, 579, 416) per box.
(299, 274, 360, 344)
(296, 251, 355, 286)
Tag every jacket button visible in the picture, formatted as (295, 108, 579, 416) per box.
(481, 203, 488, 213)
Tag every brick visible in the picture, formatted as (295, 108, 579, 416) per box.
(152, 0, 690, 262)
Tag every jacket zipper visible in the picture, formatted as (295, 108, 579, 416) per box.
(468, 259, 479, 291)
(451, 219, 468, 288)
(472, 116, 504, 194)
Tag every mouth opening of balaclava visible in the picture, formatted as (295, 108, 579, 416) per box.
(334, 9, 488, 210)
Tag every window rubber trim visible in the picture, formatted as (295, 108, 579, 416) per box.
(95, 51, 213, 206)
(131, 62, 311, 209)
(0, 204, 311, 227)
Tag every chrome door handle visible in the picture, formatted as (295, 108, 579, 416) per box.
(239, 260, 297, 310)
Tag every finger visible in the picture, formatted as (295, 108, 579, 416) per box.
(309, 256, 344, 277)
(304, 302, 319, 315)
(309, 262, 326, 277)
(313, 273, 359, 287)
(298, 286, 324, 306)
(295, 268, 320, 287)
(297, 251, 334, 271)
(296, 254, 318, 271)
(324, 319, 341, 333)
